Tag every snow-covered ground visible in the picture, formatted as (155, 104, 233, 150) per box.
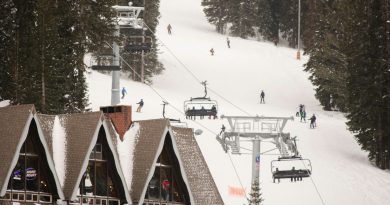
(85, 0, 390, 204)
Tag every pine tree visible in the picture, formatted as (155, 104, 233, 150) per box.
(248, 178, 264, 205)
(255, 0, 275, 41)
(345, 0, 390, 169)
(303, 0, 348, 111)
(202, 0, 230, 33)
(230, 0, 256, 38)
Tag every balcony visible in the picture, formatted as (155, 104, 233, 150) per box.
(0, 190, 52, 204)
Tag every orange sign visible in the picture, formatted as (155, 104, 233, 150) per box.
(228, 186, 246, 197)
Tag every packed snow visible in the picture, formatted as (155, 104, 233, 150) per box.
(117, 122, 140, 191)
(52, 116, 67, 187)
(86, 0, 390, 204)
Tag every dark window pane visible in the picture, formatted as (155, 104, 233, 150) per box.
(26, 157, 39, 191)
(11, 157, 25, 190)
(148, 167, 160, 200)
(96, 162, 107, 196)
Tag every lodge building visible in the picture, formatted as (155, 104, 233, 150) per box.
(0, 104, 223, 205)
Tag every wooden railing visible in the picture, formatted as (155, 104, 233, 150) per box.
(142, 200, 185, 205)
(0, 190, 52, 204)
(69, 195, 120, 205)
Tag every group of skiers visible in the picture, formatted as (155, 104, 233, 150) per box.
(185, 105, 217, 120)
(297, 104, 317, 128)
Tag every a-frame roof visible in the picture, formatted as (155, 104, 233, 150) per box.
(37, 111, 131, 203)
(127, 118, 224, 205)
(0, 104, 64, 199)
(171, 126, 224, 204)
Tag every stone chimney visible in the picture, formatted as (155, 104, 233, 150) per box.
(100, 105, 132, 141)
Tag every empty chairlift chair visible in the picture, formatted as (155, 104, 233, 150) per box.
(90, 54, 120, 71)
(123, 36, 153, 54)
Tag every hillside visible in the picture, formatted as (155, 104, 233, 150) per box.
(85, 0, 390, 204)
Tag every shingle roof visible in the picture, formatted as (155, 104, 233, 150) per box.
(129, 119, 224, 205)
(0, 104, 35, 194)
(172, 126, 224, 205)
(37, 114, 56, 156)
(55, 112, 102, 200)
(130, 119, 170, 203)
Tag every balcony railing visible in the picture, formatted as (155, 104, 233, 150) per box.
(69, 195, 120, 205)
(142, 200, 185, 205)
(0, 190, 52, 204)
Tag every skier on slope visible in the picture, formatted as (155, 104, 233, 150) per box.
(167, 24, 172, 34)
(309, 114, 317, 128)
(260, 90, 265, 104)
(121, 87, 127, 99)
(210, 48, 215, 56)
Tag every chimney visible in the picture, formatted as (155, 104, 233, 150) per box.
(100, 105, 132, 141)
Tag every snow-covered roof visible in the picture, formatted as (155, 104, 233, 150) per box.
(0, 105, 64, 200)
(121, 118, 223, 205)
(37, 111, 131, 203)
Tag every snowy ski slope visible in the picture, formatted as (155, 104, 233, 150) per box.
(86, 0, 390, 204)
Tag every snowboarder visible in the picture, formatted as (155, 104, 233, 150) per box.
(167, 24, 172, 35)
(136, 99, 144, 112)
(227, 37, 230, 48)
(260, 90, 265, 104)
(210, 48, 215, 56)
(121, 87, 127, 99)
(309, 114, 316, 128)
(300, 110, 306, 122)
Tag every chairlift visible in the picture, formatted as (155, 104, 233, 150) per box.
(123, 36, 153, 53)
(90, 54, 120, 71)
(271, 156, 312, 183)
(184, 81, 218, 120)
(161, 101, 187, 127)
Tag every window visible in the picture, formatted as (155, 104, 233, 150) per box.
(6, 121, 55, 203)
(145, 135, 190, 204)
(79, 132, 123, 203)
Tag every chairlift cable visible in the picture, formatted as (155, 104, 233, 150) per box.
(142, 22, 252, 117)
(104, 42, 248, 197)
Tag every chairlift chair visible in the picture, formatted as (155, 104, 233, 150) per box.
(271, 156, 312, 183)
(90, 54, 120, 71)
(123, 36, 153, 53)
(183, 81, 218, 120)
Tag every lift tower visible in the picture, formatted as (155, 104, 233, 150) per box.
(216, 115, 295, 185)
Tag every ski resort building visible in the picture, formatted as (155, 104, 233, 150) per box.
(0, 104, 224, 205)
(0, 105, 64, 204)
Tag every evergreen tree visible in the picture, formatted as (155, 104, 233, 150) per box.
(255, 0, 274, 41)
(0, 0, 116, 113)
(202, 0, 230, 33)
(230, 0, 256, 38)
(345, 0, 390, 169)
(0, 0, 17, 100)
(248, 178, 264, 205)
(303, 0, 348, 111)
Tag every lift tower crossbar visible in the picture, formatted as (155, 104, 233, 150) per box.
(216, 115, 294, 185)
